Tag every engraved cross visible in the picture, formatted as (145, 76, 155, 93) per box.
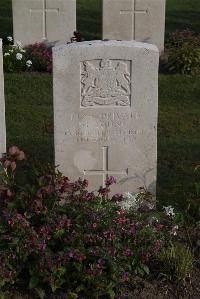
(120, 0, 148, 39)
(84, 146, 128, 187)
(30, 0, 59, 40)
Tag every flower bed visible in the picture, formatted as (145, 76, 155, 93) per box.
(162, 30, 200, 74)
(0, 147, 194, 298)
(3, 37, 52, 73)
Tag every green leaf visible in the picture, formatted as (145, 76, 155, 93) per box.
(35, 288, 45, 299)
(108, 289, 115, 299)
(57, 266, 66, 276)
(53, 229, 65, 238)
(141, 264, 150, 275)
(29, 276, 39, 289)
(74, 262, 82, 272)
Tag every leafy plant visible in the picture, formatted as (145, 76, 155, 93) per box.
(0, 146, 186, 298)
(25, 43, 52, 73)
(165, 30, 200, 49)
(3, 37, 32, 73)
(2, 37, 52, 73)
(159, 243, 193, 284)
(167, 47, 200, 75)
(164, 30, 200, 75)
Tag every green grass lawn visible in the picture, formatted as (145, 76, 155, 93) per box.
(1, 0, 200, 211)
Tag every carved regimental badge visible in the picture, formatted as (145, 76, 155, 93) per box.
(80, 59, 131, 107)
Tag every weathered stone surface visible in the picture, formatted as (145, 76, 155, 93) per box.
(12, 0, 76, 45)
(0, 39, 6, 156)
(53, 40, 159, 194)
(103, 0, 166, 52)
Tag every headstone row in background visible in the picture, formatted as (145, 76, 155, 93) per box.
(12, 0, 76, 45)
(0, 39, 6, 156)
(103, 0, 166, 52)
(12, 0, 166, 52)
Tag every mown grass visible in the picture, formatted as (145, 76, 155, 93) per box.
(166, 0, 200, 33)
(1, 0, 200, 210)
(158, 75, 200, 208)
(4, 72, 200, 210)
(4, 73, 54, 163)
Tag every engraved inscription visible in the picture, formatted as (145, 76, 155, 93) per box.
(64, 112, 155, 144)
(80, 59, 131, 107)
(79, 116, 104, 141)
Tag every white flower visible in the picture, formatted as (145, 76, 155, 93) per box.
(4, 52, 10, 57)
(163, 205, 175, 217)
(170, 225, 179, 236)
(118, 192, 139, 210)
(124, 192, 134, 200)
(26, 60, 32, 67)
(16, 53, 23, 60)
(21, 49, 26, 53)
(14, 40, 23, 48)
(9, 49, 14, 53)
(7, 36, 13, 42)
(149, 216, 159, 225)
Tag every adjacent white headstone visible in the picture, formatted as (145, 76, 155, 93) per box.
(0, 39, 6, 156)
(103, 0, 166, 53)
(12, 0, 76, 45)
(53, 40, 159, 194)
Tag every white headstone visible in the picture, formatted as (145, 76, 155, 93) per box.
(0, 39, 6, 156)
(12, 0, 76, 45)
(53, 40, 159, 194)
(103, 0, 166, 53)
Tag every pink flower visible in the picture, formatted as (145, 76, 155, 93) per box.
(98, 186, 110, 197)
(75, 253, 86, 262)
(103, 230, 116, 241)
(142, 253, 150, 263)
(123, 248, 133, 257)
(154, 223, 164, 231)
(16, 213, 23, 221)
(112, 193, 123, 202)
(82, 179, 89, 188)
(92, 223, 97, 229)
(8, 219, 15, 227)
(68, 251, 74, 258)
(113, 217, 129, 224)
(9, 146, 20, 156)
(37, 241, 46, 252)
(105, 176, 117, 186)
(154, 240, 161, 252)
(8, 146, 25, 161)
(121, 272, 129, 282)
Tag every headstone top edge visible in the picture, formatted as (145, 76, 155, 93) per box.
(53, 40, 159, 54)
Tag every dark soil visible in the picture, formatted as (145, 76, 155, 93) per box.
(6, 268, 200, 299)
(116, 267, 200, 299)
